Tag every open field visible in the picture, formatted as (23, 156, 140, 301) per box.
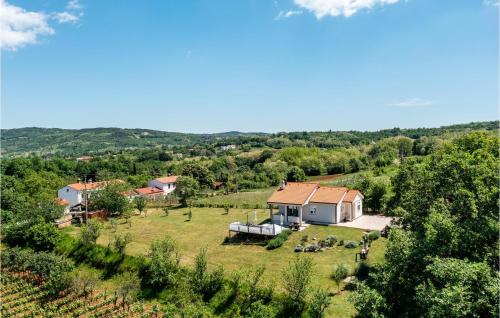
(194, 187, 276, 208)
(67, 207, 387, 317)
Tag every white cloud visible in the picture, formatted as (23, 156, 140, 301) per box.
(53, 12, 79, 24)
(294, 0, 399, 18)
(54, 0, 84, 25)
(0, 0, 83, 51)
(275, 10, 303, 20)
(0, 0, 54, 50)
(66, 0, 83, 11)
(388, 98, 435, 107)
(484, 0, 500, 6)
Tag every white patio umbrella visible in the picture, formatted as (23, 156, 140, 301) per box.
(280, 213, 283, 226)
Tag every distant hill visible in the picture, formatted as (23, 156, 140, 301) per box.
(1, 121, 498, 158)
(0, 127, 266, 157)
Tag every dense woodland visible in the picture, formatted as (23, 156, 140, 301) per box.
(1, 121, 499, 317)
(1, 121, 497, 157)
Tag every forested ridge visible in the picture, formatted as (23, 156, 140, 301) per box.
(2, 121, 497, 157)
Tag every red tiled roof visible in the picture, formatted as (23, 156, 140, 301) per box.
(154, 176, 178, 183)
(309, 187, 348, 204)
(267, 182, 363, 205)
(267, 182, 319, 205)
(134, 187, 164, 196)
(68, 179, 124, 191)
(55, 198, 70, 206)
(343, 190, 363, 202)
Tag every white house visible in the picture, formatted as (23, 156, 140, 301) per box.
(148, 176, 178, 194)
(57, 179, 124, 207)
(220, 145, 237, 151)
(267, 182, 363, 226)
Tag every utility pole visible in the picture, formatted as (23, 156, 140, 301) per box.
(84, 175, 88, 223)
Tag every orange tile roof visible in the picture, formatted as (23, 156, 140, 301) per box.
(267, 182, 363, 205)
(134, 187, 164, 195)
(55, 198, 70, 206)
(68, 179, 124, 191)
(309, 187, 348, 204)
(267, 182, 319, 205)
(154, 176, 178, 183)
(120, 190, 137, 197)
(343, 189, 363, 202)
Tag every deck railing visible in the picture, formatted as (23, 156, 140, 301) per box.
(229, 222, 283, 236)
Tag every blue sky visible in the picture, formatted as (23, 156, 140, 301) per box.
(1, 0, 498, 133)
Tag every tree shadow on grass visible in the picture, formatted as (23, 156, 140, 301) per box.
(214, 289, 238, 315)
(221, 233, 268, 246)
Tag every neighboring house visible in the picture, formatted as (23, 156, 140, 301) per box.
(57, 179, 125, 207)
(76, 156, 93, 162)
(133, 187, 165, 200)
(220, 144, 237, 151)
(267, 182, 363, 226)
(148, 176, 178, 194)
(55, 198, 71, 214)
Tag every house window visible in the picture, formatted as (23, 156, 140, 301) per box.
(287, 206, 299, 217)
(66, 189, 69, 192)
(310, 206, 317, 215)
(168, 184, 170, 189)
(357, 203, 361, 211)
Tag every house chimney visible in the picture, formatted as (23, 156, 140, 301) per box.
(279, 180, 286, 190)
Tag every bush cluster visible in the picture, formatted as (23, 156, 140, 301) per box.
(266, 229, 292, 250)
(344, 241, 359, 249)
(367, 230, 381, 241)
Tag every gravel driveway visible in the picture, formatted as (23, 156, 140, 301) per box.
(334, 215, 393, 231)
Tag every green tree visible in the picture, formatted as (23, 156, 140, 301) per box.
(134, 196, 147, 216)
(286, 166, 306, 182)
(308, 288, 331, 318)
(115, 271, 141, 310)
(123, 209, 133, 228)
(113, 233, 132, 256)
(147, 236, 181, 288)
(37, 200, 66, 223)
(175, 176, 200, 206)
(89, 186, 130, 216)
(71, 266, 100, 299)
(349, 283, 386, 318)
(282, 255, 314, 313)
(27, 222, 61, 252)
(331, 264, 349, 293)
(80, 219, 102, 244)
(180, 162, 215, 188)
(352, 132, 500, 317)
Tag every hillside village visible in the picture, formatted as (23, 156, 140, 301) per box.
(2, 123, 498, 318)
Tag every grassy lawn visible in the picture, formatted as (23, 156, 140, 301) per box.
(67, 207, 387, 317)
(194, 187, 276, 208)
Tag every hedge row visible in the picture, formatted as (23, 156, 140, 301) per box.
(266, 229, 293, 250)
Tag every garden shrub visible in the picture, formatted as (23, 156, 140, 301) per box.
(266, 229, 292, 250)
(304, 244, 321, 252)
(344, 241, 358, 248)
(294, 245, 304, 252)
(325, 235, 337, 247)
(266, 237, 284, 250)
(367, 231, 381, 241)
(318, 239, 327, 248)
(338, 240, 344, 246)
